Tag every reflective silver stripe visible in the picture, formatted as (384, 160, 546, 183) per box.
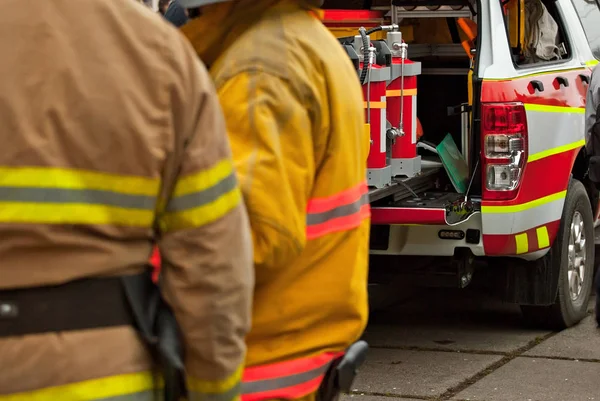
(241, 364, 329, 395)
(96, 389, 160, 401)
(166, 173, 237, 212)
(189, 383, 240, 401)
(306, 193, 369, 226)
(525, 107, 584, 161)
(0, 187, 156, 209)
(482, 196, 565, 235)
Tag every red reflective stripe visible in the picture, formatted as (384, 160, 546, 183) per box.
(150, 247, 161, 283)
(241, 352, 342, 401)
(307, 203, 371, 240)
(306, 182, 370, 240)
(307, 182, 368, 214)
(241, 375, 324, 401)
(243, 352, 340, 382)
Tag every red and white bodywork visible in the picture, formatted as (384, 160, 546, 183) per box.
(370, 0, 592, 262)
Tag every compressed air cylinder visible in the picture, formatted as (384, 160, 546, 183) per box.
(388, 62, 418, 158)
(363, 66, 388, 170)
(361, 62, 392, 188)
(386, 31, 422, 177)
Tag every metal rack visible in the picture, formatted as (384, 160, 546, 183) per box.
(370, 2, 476, 59)
(378, 5, 473, 19)
(420, 67, 470, 75)
(372, 1, 475, 18)
(408, 44, 467, 58)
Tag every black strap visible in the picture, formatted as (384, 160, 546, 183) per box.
(120, 271, 187, 401)
(317, 341, 369, 401)
(0, 275, 138, 338)
(587, 103, 600, 183)
(592, 102, 600, 155)
(446, 18, 461, 44)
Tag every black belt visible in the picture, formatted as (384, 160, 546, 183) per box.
(0, 275, 137, 338)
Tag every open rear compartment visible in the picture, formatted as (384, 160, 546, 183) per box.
(379, 3, 479, 223)
(327, 1, 482, 227)
(321, 1, 486, 291)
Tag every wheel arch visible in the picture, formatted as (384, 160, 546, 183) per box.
(498, 178, 593, 308)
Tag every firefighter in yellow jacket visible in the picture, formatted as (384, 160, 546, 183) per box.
(179, 0, 371, 400)
(0, 1, 253, 400)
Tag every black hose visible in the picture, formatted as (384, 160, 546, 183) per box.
(365, 26, 383, 36)
(358, 27, 369, 85)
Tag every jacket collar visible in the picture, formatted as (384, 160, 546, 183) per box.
(180, 0, 322, 67)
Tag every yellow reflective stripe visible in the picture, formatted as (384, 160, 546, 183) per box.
(363, 101, 386, 109)
(537, 226, 550, 249)
(0, 371, 158, 401)
(161, 160, 242, 232)
(386, 89, 417, 97)
(0, 203, 154, 227)
(188, 364, 243, 395)
(528, 139, 585, 162)
(0, 167, 159, 196)
(481, 190, 566, 214)
(524, 104, 585, 114)
(173, 159, 234, 197)
(0, 167, 158, 226)
(161, 188, 241, 231)
(515, 233, 529, 254)
(586, 60, 599, 66)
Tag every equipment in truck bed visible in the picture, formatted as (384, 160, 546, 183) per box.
(368, 166, 440, 202)
(436, 133, 469, 193)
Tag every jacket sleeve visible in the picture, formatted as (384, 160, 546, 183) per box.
(156, 33, 254, 401)
(216, 71, 315, 283)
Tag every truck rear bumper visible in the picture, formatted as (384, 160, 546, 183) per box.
(370, 211, 485, 256)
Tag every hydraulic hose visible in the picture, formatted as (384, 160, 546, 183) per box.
(365, 26, 383, 35)
(358, 27, 369, 85)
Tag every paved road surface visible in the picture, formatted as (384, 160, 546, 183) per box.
(342, 287, 599, 401)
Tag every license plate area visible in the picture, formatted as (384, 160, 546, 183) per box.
(370, 224, 390, 251)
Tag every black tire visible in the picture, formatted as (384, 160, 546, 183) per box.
(520, 179, 595, 329)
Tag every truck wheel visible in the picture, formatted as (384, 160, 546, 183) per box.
(520, 179, 594, 329)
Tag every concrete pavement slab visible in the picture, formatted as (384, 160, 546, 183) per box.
(364, 323, 548, 354)
(524, 316, 600, 360)
(342, 396, 417, 401)
(366, 289, 549, 353)
(351, 348, 502, 398)
(451, 357, 600, 401)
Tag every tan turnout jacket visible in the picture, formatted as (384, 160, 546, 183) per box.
(181, 2, 370, 399)
(0, 1, 253, 400)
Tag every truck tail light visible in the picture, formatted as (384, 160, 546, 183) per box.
(481, 102, 528, 200)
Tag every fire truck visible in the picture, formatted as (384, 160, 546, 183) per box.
(149, 0, 599, 329)
(320, 0, 599, 329)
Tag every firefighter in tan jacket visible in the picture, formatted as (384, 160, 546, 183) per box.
(0, 1, 253, 400)
(179, 0, 371, 400)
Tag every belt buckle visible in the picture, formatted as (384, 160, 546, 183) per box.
(0, 301, 18, 319)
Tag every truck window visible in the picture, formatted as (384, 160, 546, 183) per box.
(502, 0, 570, 66)
(571, 0, 600, 60)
